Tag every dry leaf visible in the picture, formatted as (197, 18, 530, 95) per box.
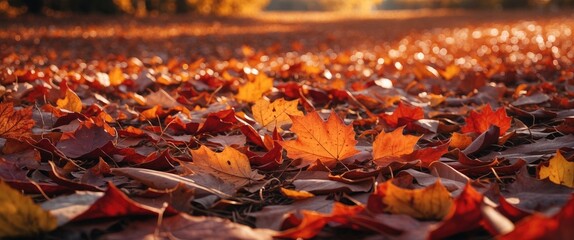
(0, 181, 57, 238)
(103, 213, 275, 240)
(381, 102, 424, 128)
(252, 98, 303, 131)
(0, 102, 34, 138)
(280, 111, 359, 168)
(236, 73, 273, 103)
(189, 145, 264, 188)
(280, 187, 315, 200)
(372, 126, 420, 160)
(449, 132, 473, 150)
(538, 150, 574, 188)
(368, 180, 453, 220)
(56, 88, 83, 112)
(461, 104, 511, 136)
(108, 67, 125, 86)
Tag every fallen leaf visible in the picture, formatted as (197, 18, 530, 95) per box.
(102, 212, 275, 240)
(280, 111, 359, 168)
(449, 132, 473, 150)
(249, 197, 334, 230)
(56, 120, 115, 159)
(380, 101, 424, 129)
(461, 125, 500, 155)
(372, 126, 420, 160)
(144, 89, 181, 108)
(110, 167, 234, 198)
(505, 167, 572, 211)
(252, 98, 303, 131)
(538, 150, 574, 188)
(57, 88, 83, 113)
(189, 145, 264, 188)
(276, 203, 365, 239)
(461, 104, 511, 136)
(499, 196, 574, 240)
(236, 73, 273, 103)
(280, 187, 315, 200)
(0, 102, 35, 138)
(0, 181, 57, 238)
(480, 134, 574, 163)
(428, 183, 484, 240)
(55, 183, 169, 223)
(367, 180, 453, 220)
(108, 67, 125, 86)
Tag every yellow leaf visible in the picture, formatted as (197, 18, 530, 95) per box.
(252, 98, 303, 131)
(439, 64, 460, 81)
(539, 150, 574, 188)
(56, 88, 82, 112)
(375, 180, 453, 220)
(0, 181, 57, 238)
(189, 146, 264, 188)
(372, 126, 420, 160)
(280, 187, 315, 200)
(280, 111, 359, 168)
(108, 67, 125, 86)
(236, 73, 273, 103)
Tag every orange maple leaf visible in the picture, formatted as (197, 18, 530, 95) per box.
(0, 102, 35, 138)
(461, 105, 511, 136)
(280, 111, 359, 168)
(372, 126, 421, 160)
(380, 102, 424, 128)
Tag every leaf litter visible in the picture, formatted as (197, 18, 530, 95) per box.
(1, 11, 574, 239)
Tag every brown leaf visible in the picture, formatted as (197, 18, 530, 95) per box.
(102, 213, 276, 240)
(0, 102, 35, 138)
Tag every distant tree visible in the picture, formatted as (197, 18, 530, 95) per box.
(186, 0, 270, 15)
(318, 0, 383, 11)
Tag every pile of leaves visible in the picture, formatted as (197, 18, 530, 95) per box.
(1, 13, 573, 239)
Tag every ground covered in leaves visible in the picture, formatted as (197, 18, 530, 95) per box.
(1, 10, 573, 240)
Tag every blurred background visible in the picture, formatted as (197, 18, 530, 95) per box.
(0, 0, 570, 17)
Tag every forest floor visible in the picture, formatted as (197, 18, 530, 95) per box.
(1, 9, 574, 240)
